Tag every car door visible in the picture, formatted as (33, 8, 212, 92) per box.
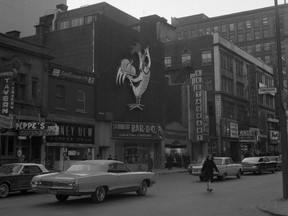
(18, 165, 42, 189)
(115, 163, 136, 190)
(227, 158, 237, 175)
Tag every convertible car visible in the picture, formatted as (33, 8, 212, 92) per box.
(241, 157, 277, 174)
(189, 157, 242, 181)
(0, 163, 49, 198)
(31, 160, 156, 203)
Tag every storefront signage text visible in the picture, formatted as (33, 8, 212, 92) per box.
(51, 68, 95, 85)
(46, 122, 94, 144)
(15, 122, 59, 136)
(112, 122, 159, 139)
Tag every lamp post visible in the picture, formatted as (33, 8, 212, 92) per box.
(274, 0, 288, 199)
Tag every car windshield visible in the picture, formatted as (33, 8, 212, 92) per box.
(0, 164, 22, 174)
(214, 159, 222, 165)
(65, 164, 104, 174)
(242, 158, 260, 163)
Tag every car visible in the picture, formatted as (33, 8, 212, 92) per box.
(241, 156, 277, 174)
(266, 156, 282, 171)
(0, 163, 49, 198)
(190, 157, 242, 181)
(31, 160, 156, 203)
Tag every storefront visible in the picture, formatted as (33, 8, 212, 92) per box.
(46, 122, 95, 171)
(111, 121, 163, 170)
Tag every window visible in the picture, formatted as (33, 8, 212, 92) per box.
(213, 26, 219, 33)
(263, 29, 269, 38)
(254, 19, 260, 27)
(238, 33, 244, 42)
(15, 73, 27, 101)
(85, 16, 94, 24)
(221, 25, 227, 33)
(199, 29, 204, 36)
(255, 43, 262, 52)
(164, 56, 172, 69)
(264, 42, 270, 51)
(206, 28, 211, 35)
(254, 31, 261, 40)
(1, 136, 15, 156)
(229, 23, 235, 31)
(190, 29, 197, 37)
(246, 45, 253, 54)
(60, 21, 70, 30)
(264, 56, 271, 64)
(32, 78, 38, 100)
(181, 53, 191, 66)
(183, 31, 188, 38)
(55, 85, 65, 108)
(246, 20, 251, 29)
(246, 32, 252, 41)
(237, 22, 243, 30)
(71, 17, 84, 27)
(262, 17, 269, 26)
(201, 51, 212, 65)
(236, 82, 245, 98)
(236, 59, 243, 76)
(76, 89, 86, 112)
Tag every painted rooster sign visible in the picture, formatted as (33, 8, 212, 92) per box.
(116, 43, 151, 110)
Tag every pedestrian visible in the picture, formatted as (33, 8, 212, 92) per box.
(147, 154, 153, 172)
(167, 154, 174, 170)
(107, 154, 112, 160)
(201, 154, 219, 192)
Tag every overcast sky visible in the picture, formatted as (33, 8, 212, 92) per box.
(67, 0, 284, 23)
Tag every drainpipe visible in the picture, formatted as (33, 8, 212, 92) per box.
(51, 9, 60, 31)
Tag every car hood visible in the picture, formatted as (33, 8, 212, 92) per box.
(0, 172, 11, 177)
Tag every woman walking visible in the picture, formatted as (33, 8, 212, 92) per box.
(201, 154, 219, 192)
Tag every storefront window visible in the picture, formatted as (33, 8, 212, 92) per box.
(124, 143, 149, 164)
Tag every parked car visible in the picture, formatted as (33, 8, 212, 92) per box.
(266, 156, 282, 171)
(31, 160, 156, 203)
(0, 163, 49, 198)
(241, 157, 277, 174)
(189, 157, 242, 181)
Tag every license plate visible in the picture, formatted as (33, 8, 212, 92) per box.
(51, 189, 58, 195)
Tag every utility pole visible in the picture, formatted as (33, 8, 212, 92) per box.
(274, 0, 288, 199)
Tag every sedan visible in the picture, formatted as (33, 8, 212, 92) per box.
(241, 157, 277, 174)
(31, 160, 156, 203)
(0, 163, 49, 198)
(189, 157, 242, 181)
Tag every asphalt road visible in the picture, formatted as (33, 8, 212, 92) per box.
(0, 171, 282, 216)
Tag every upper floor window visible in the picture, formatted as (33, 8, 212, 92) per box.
(213, 26, 219, 33)
(164, 56, 172, 69)
(237, 22, 243, 30)
(254, 19, 260, 27)
(255, 43, 262, 52)
(55, 85, 65, 109)
(262, 17, 269, 26)
(264, 42, 270, 51)
(15, 73, 27, 101)
(246, 32, 252, 41)
(246, 21, 251, 29)
(76, 90, 86, 112)
(32, 78, 38, 100)
(221, 25, 227, 33)
(236, 59, 244, 76)
(85, 16, 94, 24)
(201, 51, 212, 65)
(181, 53, 191, 67)
(71, 17, 84, 27)
(60, 21, 70, 30)
(229, 23, 235, 31)
(263, 29, 270, 38)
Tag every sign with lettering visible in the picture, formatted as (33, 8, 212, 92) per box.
(15, 122, 59, 136)
(51, 68, 95, 85)
(112, 121, 160, 139)
(46, 122, 94, 144)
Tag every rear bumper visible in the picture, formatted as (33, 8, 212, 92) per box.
(32, 187, 89, 196)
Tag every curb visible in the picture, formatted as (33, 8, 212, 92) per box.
(257, 200, 288, 216)
(155, 170, 188, 175)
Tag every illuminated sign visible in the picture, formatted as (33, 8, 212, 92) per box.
(116, 43, 151, 111)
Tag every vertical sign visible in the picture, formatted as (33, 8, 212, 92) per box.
(0, 70, 17, 129)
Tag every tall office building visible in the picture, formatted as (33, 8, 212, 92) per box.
(0, 0, 67, 37)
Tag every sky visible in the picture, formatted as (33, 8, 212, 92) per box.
(67, 0, 285, 23)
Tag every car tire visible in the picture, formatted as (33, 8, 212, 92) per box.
(136, 181, 148, 196)
(236, 170, 241, 178)
(91, 186, 106, 203)
(0, 183, 9, 198)
(221, 173, 227, 180)
(55, 195, 69, 202)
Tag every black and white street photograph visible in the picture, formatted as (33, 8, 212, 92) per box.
(0, 0, 288, 215)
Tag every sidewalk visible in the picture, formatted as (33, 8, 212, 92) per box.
(258, 199, 288, 216)
(153, 167, 188, 175)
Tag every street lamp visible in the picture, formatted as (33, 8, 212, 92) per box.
(274, 0, 288, 199)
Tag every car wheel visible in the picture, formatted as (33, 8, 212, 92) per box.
(0, 183, 9, 198)
(221, 173, 227, 180)
(55, 195, 69, 202)
(236, 170, 241, 178)
(136, 181, 148, 196)
(91, 186, 106, 203)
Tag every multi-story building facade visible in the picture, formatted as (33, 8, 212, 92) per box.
(165, 34, 276, 162)
(25, 3, 168, 170)
(0, 31, 53, 165)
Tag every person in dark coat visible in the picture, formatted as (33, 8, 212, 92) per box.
(147, 155, 153, 172)
(167, 154, 174, 170)
(201, 154, 219, 192)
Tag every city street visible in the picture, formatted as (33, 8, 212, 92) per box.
(0, 171, 283, 216)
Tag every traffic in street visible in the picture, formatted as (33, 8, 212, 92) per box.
(0, 170, 282, 216)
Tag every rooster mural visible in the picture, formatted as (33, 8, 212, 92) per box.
(116, 43, 151, 110)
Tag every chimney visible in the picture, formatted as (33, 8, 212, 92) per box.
(56, 4, 68, 12)
(6, 30, 21, 38)
(35, 24, 49, 45)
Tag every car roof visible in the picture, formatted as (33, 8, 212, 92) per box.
(2, 163, 42, 166)
(73, 160, 122, 166)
